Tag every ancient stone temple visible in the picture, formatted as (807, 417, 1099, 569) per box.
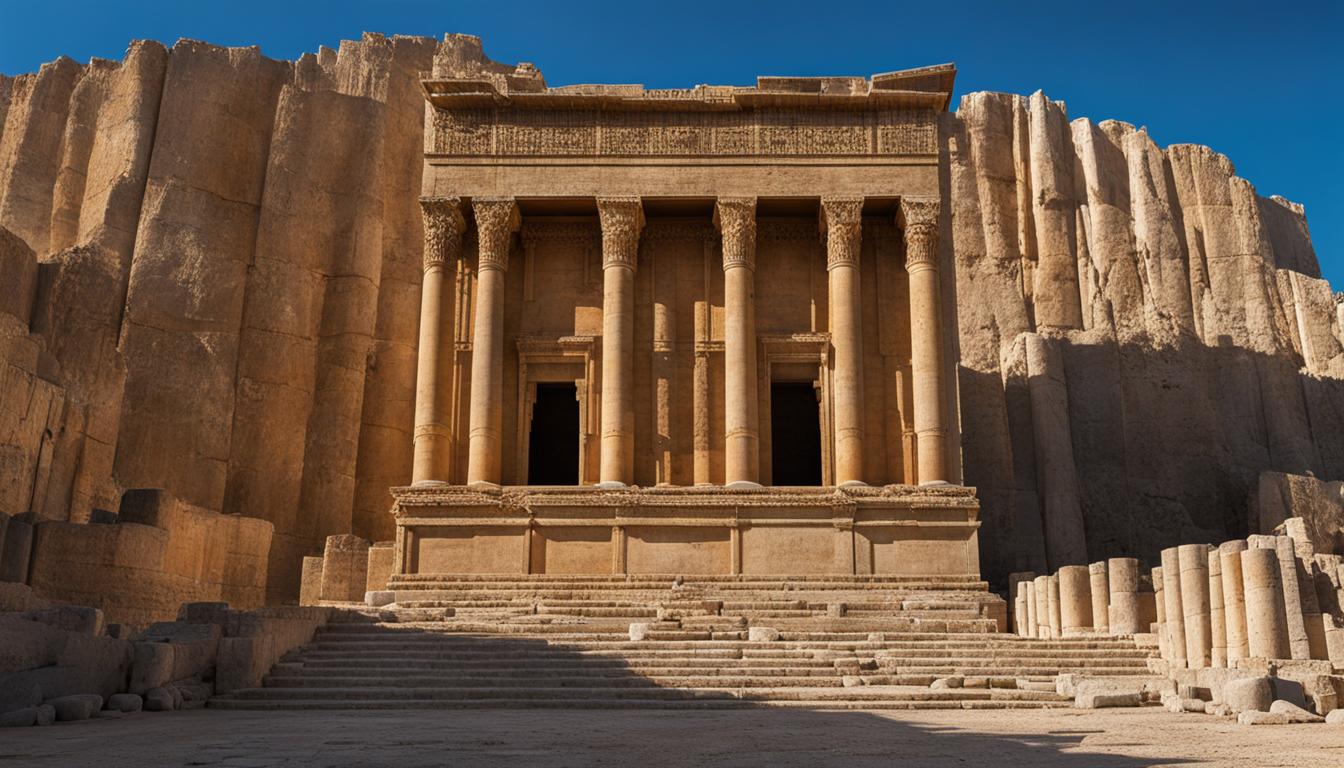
(390, 64, 982, 578)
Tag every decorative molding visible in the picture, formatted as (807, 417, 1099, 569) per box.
(596, 197, 644, 270)
(431, 107, 937, 157)
(899, 197, 940, 270)
(714, 197, 757, 272)
(820, 197, 865, 270)
(419, 196, 465, 271)
(472, 198, 520, 271)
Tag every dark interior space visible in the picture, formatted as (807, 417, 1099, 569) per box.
(770, 382, 822, 486)
(528, 382, 579, 485)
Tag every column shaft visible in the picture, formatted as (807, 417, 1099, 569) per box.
(1107, 557, 1140, 635)
(413, 197, 464, 484)
(1219, 540, 1249, 662)
(1088, 561, 1110, 633)
(900, 198, 948, 484)
(465, 198, 518, 486)
(822, 198, 865, 485)
(717, 198, 758, 486)
(597, 198, 643, 486)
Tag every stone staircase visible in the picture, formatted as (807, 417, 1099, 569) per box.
(210, 574, 1156, 710)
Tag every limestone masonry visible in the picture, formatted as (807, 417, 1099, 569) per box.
(0, 32, 1341, 617)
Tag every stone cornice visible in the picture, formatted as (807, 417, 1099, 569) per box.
(472, 198, 520, 271)
(820, 197, 865, 270)
(714, 197, 757, 272)
(596, 197, 644, 270)
(419, 196, 465, 271)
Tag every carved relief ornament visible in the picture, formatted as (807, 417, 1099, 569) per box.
(472, 198, 520, 271)
(714, 197, 757, 272)
(596, 197, 644, 270)
(898, 197, 940, 270)
(419, 196, 465, 271)
(820, 197, 865, 270)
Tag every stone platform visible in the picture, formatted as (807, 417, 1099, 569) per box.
(210, 573, 1155, 710)
(389, 485, 982, 579)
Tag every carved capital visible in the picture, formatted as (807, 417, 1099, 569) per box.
(898, 197, 940, 271)
(820, 197, 864, 270)
(419, 196, 465, 271)
(472, 198, 520, 272)
(597, 197, 644, 270)
(714, 197, 757, 271)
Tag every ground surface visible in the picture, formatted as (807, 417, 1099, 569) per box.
(1, 707, 1340, 767)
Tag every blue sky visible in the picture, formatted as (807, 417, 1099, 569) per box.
(2, 0, 1340, 286)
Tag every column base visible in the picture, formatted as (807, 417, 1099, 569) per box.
(838, 480, 869, 488)
(725, 481, 764, 491)
(466, 481, 502, 492)
(411, 480, 451, 488)
(596, 481, 629, 490)
(918, 480, 953, 487)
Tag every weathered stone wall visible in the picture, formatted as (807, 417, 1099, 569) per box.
(0, 35, 1341, 606)
(946, 92, 1344, 584)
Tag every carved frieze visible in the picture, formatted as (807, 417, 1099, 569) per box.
(431, 107, 937, 157)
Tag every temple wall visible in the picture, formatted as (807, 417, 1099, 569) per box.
(0, 34, 1340, 609)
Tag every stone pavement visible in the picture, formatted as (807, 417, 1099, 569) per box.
(1, 707, 1339, 767)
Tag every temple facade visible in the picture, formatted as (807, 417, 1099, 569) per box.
(390, 63, 980, 578)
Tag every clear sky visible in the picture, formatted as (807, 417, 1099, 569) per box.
(2, 0, 1341, 286)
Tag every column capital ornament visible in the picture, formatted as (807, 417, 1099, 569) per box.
(597, 197, 644, 270)
(419, 196, 465, 272)
(899, 197, 941, 271)
(820, 197, 865, 270)
(714, 197, 757, 271)
(472, 198, 520, 272)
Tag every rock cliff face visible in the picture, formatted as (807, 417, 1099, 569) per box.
(1, 35, 1341, 599)
(946, 92, 1344, 584)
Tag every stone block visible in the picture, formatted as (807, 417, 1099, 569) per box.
(1269, 699, 1324, 723)
(0, 582, 37, 612)
(1223, 676, 1273, 713)
(143, 687, 174, 712)
(177, 602, 230, 625)
(365, 590, 395, 607)
(0, 706, 38, 727)
(1, 519, 33, 583)
(748, 626, 780, 642)
(628, 623, 649, 641)
(299, 556, 324, 605)
(320, 535, 369, 603)
(930, 676, 962, 689)
(21, 606, 104, 636)
(35, 704, 54, 726)
(1075, 691, 1140, 708)
(134, 621, 221, 681)
(129, 642, 175, 694)
(1325, 709, 1344, 725)
(108, 693, 142, 713)
(365, 542, 394, 593)
(1237, 710, 1289, 725)
(47, 694, 102, 721)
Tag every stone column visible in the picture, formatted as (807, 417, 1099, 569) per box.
(413, 197, 465, 484)
(1047, 573, 1062, 639)
(1208, 547, 1226, 668)
(1033, 574, 1050, 639)
(821, 197, 866, 486)
(597, 197, 644, 486)
(1024, 579, 1038, 638)
(1179, 543, 1212, 669)
(898, 198, 948, 484)
(1009, 572, 1035, 638)
(1220, 540, 1249, 663)
(1160, 547, 1187, 668)
(466, 198, 519, 486)
(1088, 561, 1109, 634)
(716, 197, 759, 487)
(1242, 546, 1290, 659)
(1107, 557, 1140, 635)
(1153, 566, 1167, 658)
(1058, 565, 1092, 636)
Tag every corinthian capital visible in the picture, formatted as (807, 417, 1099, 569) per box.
(714, 197, 757, 271)
(820, 197, 864, 270)
(419, 196, 465, 271)
(597, 197, 644, 270)
(472, 198, 520, 272)
(898, 197, 940, 271)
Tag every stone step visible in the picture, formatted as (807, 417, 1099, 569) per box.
(262, 674, 845, 688)
(225, 684, 1069, 703)
(209, 696, 1071, 711)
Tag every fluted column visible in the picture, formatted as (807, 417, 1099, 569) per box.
(820, 197, 865, 486)
(716, 197, 759, 487)
(597, 197, 644, 486)
(466, 198, 519, 486)
(413, 197, 465, 484)
(899, 197, 948, 484)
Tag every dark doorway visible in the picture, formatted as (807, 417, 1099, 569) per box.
(528, 383, 580, 485)
(770, 382, 822, 486)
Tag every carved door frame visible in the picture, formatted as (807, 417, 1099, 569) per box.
(757, 333, 832, 486)
(515, 335, 597, 486)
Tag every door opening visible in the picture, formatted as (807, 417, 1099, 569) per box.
(770, 382, 822, 486)
(528, 383, 580, 485)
